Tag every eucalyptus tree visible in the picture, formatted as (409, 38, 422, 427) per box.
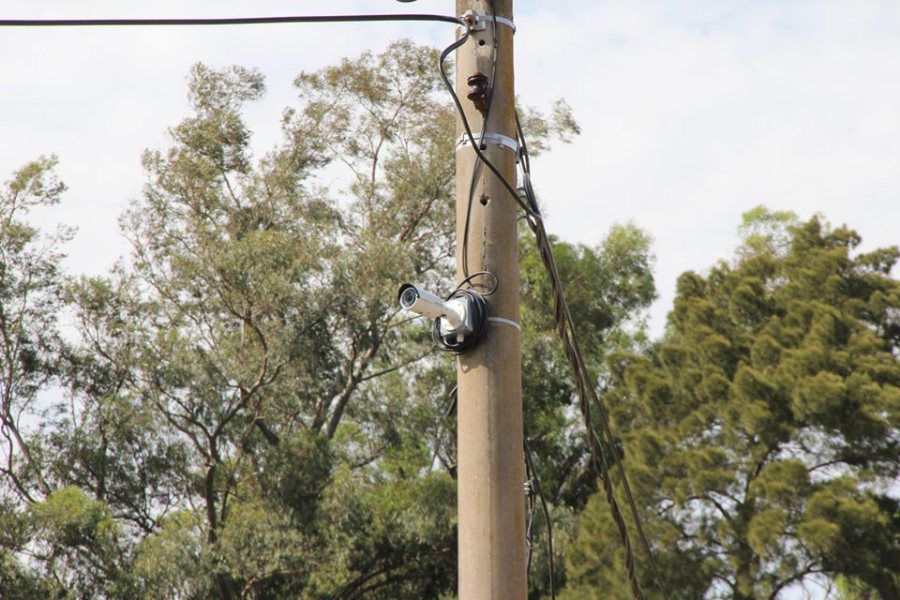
(0, 157, 68, 503)
(0, 40, 656, 599)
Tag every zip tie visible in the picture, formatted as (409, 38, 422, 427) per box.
(488, 317, 521, 331)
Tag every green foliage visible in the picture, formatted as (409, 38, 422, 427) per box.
(4, 38, 895, 600)
(836, 575, 882, 599)
(32, 486, 115, 547)
(133, 511, 205, 599)
(0, 41, 654, 599)
(520, 222, 656, 510)
(738, 204, 798, 258)
(0, 156, 70, 497)
(14, 39, 896, 600)
(564, 212, 899, 599)
(517, 99, 582, 157)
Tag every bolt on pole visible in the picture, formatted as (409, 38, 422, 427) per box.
(454, 1, 527, 598)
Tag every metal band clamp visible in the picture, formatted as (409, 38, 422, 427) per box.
(461, 10, 516, 33)
(456, 132, 519, 154)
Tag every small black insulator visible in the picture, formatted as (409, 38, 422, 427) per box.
(466, 72, 490, 114)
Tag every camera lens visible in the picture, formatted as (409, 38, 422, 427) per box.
(400, 287, 419, 309)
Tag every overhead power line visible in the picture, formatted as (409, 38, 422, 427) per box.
(0, 14, 464, 28)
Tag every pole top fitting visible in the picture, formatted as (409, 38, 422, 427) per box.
(460, 10, 516, 33)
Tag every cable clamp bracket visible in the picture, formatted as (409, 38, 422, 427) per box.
(461, 10, 516, 33)
(456, 132, 519, 154)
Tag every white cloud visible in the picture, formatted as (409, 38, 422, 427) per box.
(2, 0, 897, 337)
(0, 0, 447, 275)
(516, 1, 900, 334)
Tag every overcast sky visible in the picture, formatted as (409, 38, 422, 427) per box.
(3, 0, 899, 337)
(2, 1, 895, 596)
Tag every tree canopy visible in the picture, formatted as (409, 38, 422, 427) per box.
(4, 38, 895, 600)
(563, 209, 899, 599)
(0, 41, 655, 599)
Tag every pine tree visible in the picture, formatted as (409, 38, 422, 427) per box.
(563, 209, 899, 599)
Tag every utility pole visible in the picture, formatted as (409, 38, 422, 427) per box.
(454, 1, 526, 598)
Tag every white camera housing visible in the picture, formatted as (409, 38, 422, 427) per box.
(398, 284, 474, 336)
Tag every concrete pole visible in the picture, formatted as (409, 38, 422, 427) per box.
(454, 1, 526, 598)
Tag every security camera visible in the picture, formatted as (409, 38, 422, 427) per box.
(398, 283, 474, 336)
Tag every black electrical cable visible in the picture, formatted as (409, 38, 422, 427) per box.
(429, 384, 458, 473)
(461, 0, 499, 278)
(431, 288, 488, 355)
(525, 439, 556, 599)
(515, 111, 541, 215)
(525, 453, 537, 572)
(426, 274, 495, 356)
(0, 14, 465, 28)
(461, 159, 484, 278)
(444, 385, 458, 419)
(531, 214, 675, 600)
(453, 271, 499, 296)
(513, 110, 672, 600)
(438, 29, 538, 225)
(440, 24, 658, 597)
(515, 111, 532, 174)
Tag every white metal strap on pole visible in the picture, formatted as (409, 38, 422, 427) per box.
(460, 10, 516, 33)
(456, 132, 519, 154)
